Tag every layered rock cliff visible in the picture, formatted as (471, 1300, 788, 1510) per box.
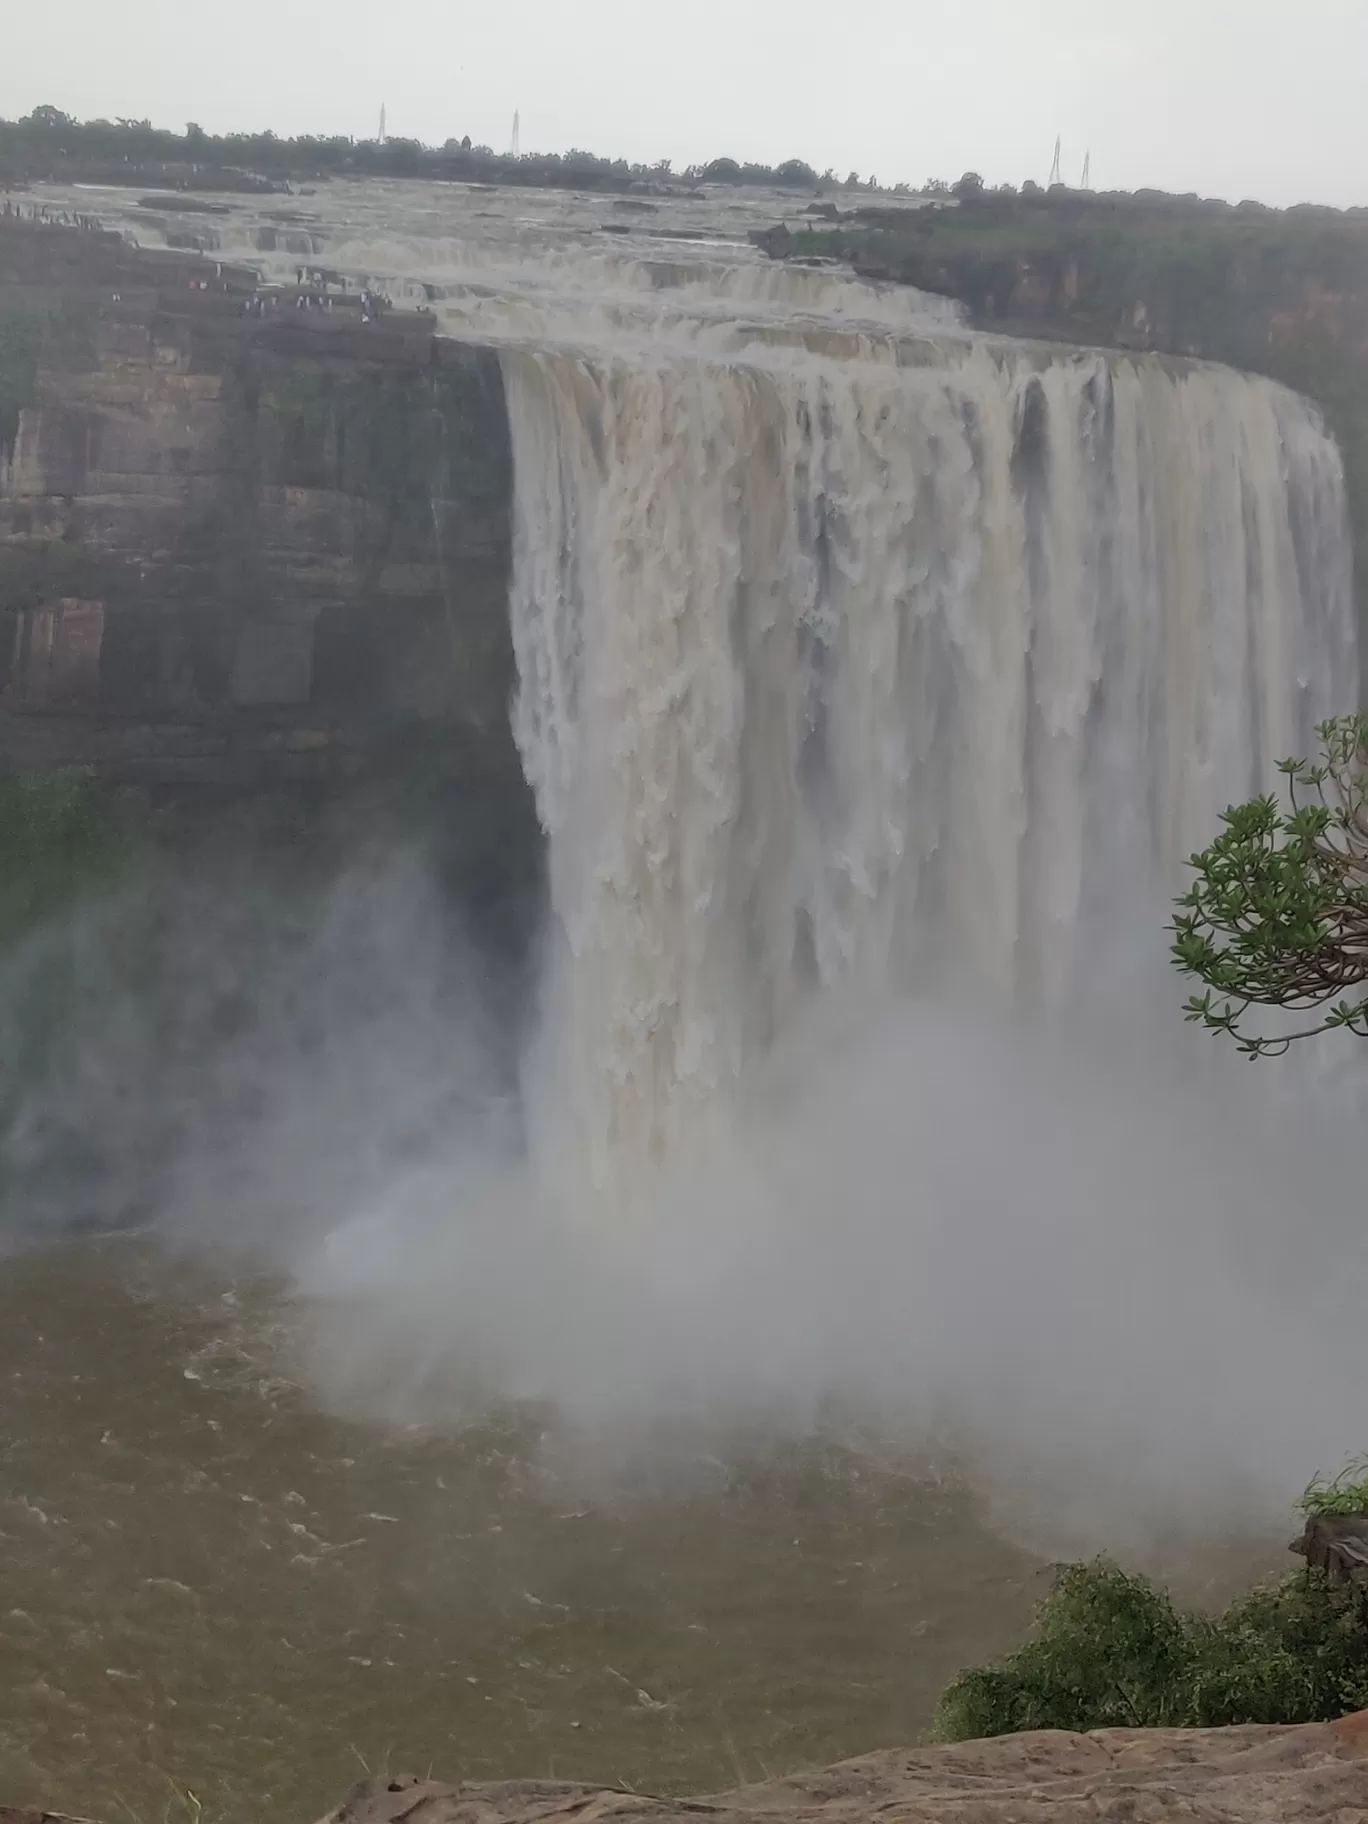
(0, 220, 525, 812)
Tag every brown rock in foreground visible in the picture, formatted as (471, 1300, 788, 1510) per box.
(316, 1711, 1368, 1824)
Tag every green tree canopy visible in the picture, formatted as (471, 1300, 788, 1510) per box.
(1171, 714, 1368, 1056)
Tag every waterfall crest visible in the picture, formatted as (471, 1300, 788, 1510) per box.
(504, 335, 1355, 1192)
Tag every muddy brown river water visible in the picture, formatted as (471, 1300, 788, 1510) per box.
(0, 1241, 1045, 1823)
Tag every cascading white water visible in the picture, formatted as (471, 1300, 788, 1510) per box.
(505, 333, 1356, 1194)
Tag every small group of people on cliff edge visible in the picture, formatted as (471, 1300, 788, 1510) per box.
(1, 200, 100, 230)
(239, 285, 390, 320)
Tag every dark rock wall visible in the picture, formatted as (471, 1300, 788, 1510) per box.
(0, 221, 525, 811)
(0, 219, 550, 961)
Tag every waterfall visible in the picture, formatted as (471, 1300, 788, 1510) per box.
(503, 334, 1356, 1195)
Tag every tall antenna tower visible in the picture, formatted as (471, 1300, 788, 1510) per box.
(510, 110, 521, 157)
(1048, 136, 1062, 187)
(1081, 150, 1091, 189)
(378, 104, 387, 144)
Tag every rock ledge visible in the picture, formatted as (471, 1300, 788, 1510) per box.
(316, 1711, 1368, 1824)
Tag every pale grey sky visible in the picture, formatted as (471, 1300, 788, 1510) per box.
(4, 0, 1365, 208)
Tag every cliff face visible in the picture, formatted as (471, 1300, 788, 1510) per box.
(0, 221, 524, 810)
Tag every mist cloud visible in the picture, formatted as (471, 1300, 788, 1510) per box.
(6, 836, 1366, 1566)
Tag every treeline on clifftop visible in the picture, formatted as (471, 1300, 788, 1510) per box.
(10, 106, 1368, 230)
(0, 106, 838, 195)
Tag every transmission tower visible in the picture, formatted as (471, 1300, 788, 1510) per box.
(1049, 136, 1062, 187)
(510, 110, 521, 157)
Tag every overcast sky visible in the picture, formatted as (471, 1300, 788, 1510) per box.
(4, 0, 1364, 209)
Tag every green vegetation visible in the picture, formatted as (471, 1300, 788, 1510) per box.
(0, 299, 98, 456)
(0, 770, 134, 945)
(0, 106, 828, 197)
(696, 156, 820, 189)
(1303, 1460, 1368, 1519)
(1172, 716, 1368, 1056)
(937, 1466, 1368, 1741)
(0, 309, 42, 455)
(933, 1561, 1368, 1741)
(0, 774, 140, 1160)
(0, 536, 102, 618)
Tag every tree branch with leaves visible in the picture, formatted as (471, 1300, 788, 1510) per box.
(1171, 715, 1368, 1057)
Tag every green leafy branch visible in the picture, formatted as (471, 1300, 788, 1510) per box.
(1171, 714, 1368, 1057)
(1301, 1457, 1368, 1519)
